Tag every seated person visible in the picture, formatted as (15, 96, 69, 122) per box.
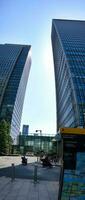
(41, 155, 52, 168)
(21, 155, 27, 165)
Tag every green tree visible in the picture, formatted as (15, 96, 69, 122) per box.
(0, 119, 12, 155)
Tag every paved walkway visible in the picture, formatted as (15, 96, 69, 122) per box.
(0, 156, 60, 200)
(0, 156, 37, 168)
(0, 177, 59, 200)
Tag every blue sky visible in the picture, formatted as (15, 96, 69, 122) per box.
(0, 0, 85, 134)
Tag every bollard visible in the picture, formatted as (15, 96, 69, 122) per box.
(34, 163, 38, 183)
(11, 163, 15, 181)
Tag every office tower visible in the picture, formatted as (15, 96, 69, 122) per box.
(0, 44, 31, 142)
(51, 19, 85, 130)
(22, 125, 29, 135)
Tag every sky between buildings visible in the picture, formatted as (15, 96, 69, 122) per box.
(0, 0, 85, 134)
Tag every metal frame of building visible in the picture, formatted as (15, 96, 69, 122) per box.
(19, 134, 55, 153)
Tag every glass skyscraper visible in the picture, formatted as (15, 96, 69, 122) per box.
(0, 44, 31, 142)
(51, 19, 85, 130)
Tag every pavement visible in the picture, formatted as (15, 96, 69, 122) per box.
(0, 156, 61, 200)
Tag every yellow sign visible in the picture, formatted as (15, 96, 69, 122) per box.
(60, 127, 85, 135)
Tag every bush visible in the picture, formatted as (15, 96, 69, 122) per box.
(0, 119, 12, 155)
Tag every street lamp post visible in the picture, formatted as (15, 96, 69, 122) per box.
(36, 130, 42, 135)
(35, 129, 42, 159)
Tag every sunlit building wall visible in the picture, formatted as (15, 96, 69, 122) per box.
(52, 19, 85, 130)
(0, 44, 31, 142)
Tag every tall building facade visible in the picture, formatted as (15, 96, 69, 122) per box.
(52, 19, 85, 130)
(22, 125, 29, 135)
(0, 44, 31, 142)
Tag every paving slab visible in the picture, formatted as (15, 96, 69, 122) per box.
(0, 163, 60, 181)
(0, 156, 37, 168)
(0, 178, 59, 200)
(0, 156, 60, 200)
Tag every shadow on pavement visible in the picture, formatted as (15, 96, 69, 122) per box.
(0, 163, 60, 181)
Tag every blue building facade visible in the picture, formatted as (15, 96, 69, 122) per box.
(22, 125, 29, 135)
(52, 19, 85, 130)
(0, 44, 31, 142)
